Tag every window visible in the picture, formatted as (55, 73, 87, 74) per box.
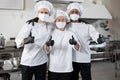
(0, 0, 24, 10)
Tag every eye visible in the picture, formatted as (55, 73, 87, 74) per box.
(45, 12, 49, 14)
(62, 19, 66, 22)
(71, 11, 74, 14)
(75, 11, 79, 14)
(40, 12, 43, 14)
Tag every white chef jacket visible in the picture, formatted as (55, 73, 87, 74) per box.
(68, 22, 99, 63)
(49, 29, 79, 73)
(15, 22, 54, 66)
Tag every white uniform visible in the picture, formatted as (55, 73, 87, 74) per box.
(49, 29, 79, 73)
(15, 22, 54, 66)
(69, 22, 99, 63)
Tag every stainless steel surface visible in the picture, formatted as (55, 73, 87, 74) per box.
(0, 46, 22, 74)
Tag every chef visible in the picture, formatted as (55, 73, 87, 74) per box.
(66, 2, 105, 80)
(15, 1, 55, 80)
(47, 10, 80, 80)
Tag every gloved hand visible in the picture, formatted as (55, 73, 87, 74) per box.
(97, 34, 105, 44)
(24, 32, 34, 44)
(26, 17, 39, 26)
(46, 36, 54, 46)
(69, 35, 77, 45)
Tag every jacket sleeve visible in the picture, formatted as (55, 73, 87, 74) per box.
(15, 24, 32, 48)
(88, 24, 99, 43)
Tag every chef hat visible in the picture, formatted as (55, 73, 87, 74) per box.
(66, 3, 83, 16)
(55, 10, 70, 22)
(34, 1, 54, 15)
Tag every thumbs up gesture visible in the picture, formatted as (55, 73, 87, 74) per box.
(69, 35, 77, 45)
(46, 36, 54, 46)
(97, 34, 105, 44)
(24, 32, 34, 44)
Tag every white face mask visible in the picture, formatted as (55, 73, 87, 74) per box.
(56, 22, 66, 29)
(38, 13, 49, 22)
(70, 14, 80, 21)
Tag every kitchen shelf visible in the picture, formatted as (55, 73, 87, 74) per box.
(91, 51, 107, 61)
(90, 43, 110, 61)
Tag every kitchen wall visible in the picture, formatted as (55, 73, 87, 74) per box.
(103, 0, 120, 40)
(0, 0, 36, 46)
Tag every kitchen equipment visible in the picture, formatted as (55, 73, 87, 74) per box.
(0, 53, 12, 60)
(3, 60, 13, 70)
(0, 53, 13, 70)
(0, 33, 5, 49)
(10, 37, 17, 48)
(0, 60, 4, 69)
(11, 57, 20, 68)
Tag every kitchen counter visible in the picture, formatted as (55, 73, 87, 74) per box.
(0, 46, 23, 54)
(0, 46, 23, 58)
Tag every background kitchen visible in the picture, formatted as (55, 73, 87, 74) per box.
(0, 0, 120, 80)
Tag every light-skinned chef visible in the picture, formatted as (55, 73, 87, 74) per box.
(46, 10, 80, 80)
(15, 1, 55, 80)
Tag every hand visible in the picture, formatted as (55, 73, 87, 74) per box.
(24, 32, 34, 44)
(69, 35, 77, 45)
(74, 43, 80, 51)
(45, 45, 51, 53)
(26, 17, 39, 26)
(46, 36, 54, 46)
(97, 34, 105, 44)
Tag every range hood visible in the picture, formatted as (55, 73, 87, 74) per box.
(81, 3, 112, 19)
(36, 0, 84, 3)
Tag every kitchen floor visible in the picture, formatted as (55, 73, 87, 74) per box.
(1, 61, 120, 80)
